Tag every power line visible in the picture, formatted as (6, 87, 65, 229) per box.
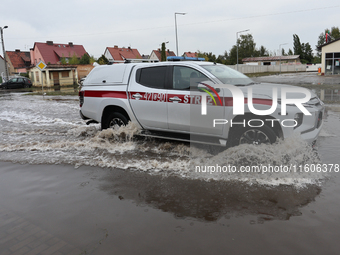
(6, 5, 340, 40)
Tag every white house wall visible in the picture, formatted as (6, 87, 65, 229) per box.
(321, 40, 340, 74)
(104, 49, 113, 61)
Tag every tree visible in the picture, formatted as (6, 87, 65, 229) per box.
(281, 48, 286, 56)
(258, 45, 269, 57)
(68, 54, 79, 65)
(197, 51, 217, 63)
(293, 34, 302, 56)
(315, 26, 340, 57)
(228, 34, 266, 64)
(217, 51, 230, 65)
(237, 34, 257, 60)
(97, 54, 109, 65)
(161, 43, 166, 62)
(79, 53, 90, 64)
(302, 42, 313, 63)
(292, 35, 314, 63)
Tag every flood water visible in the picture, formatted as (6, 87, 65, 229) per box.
(0, 91, 340, 254)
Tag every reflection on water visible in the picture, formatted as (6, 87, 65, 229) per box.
(100, 169, 321, 223)
(33, 85, 79, 93)
(313, 88, 340, 102)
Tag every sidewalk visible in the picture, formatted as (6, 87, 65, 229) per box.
(252, 72, 340, 86)
(0, 209, 81, 255)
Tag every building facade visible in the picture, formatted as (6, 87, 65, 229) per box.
(5, 50, 31, 75)
(149, 49, 176, 61)
(104, 46, 142, 62)
(319, 38, 340, 75)
(28, 65, 78, 87)
(30, 41, 87, 65)
(0, 55, 6, 82)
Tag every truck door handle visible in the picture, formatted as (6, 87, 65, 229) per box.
(132, 93, 142, 99)
(169, 96, 182, 102)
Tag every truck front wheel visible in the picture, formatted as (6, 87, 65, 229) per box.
(232, 125, 277, 146)
(102, 112, 129, 129)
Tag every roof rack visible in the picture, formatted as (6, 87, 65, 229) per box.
(107, 59, 159, 65)
(167, 56, 205, 61)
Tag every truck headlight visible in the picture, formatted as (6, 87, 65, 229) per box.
(294, 113, 303, 129)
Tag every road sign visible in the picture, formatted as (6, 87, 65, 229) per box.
(36, 60, 47, 71)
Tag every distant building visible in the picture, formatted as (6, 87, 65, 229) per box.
(183, 52, 198, 58)
(104, 46, 142, 62)
(318, 38, 340, 75)
(30, 41, 87, 65)
(0, 55, 6, 82)
(28, 41, 87, 87)
(29, 64, 78, 87)
(149, 49, 176, 61)
(242, 55, 301, 66)
(5, 49, 31, 74)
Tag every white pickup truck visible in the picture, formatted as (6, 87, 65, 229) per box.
(79, 60, 324, 147)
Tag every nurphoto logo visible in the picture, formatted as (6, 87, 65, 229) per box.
(200, 83, 312, 116)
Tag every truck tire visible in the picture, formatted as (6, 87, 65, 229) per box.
(233, 124, 277, 146)
(102, 112, 128, 129)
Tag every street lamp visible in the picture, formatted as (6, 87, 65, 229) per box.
(0, 26, 9, 82)
(279, 43, 288, 74)
(236, 29, 249, 71)
(175, 12, 186, 56)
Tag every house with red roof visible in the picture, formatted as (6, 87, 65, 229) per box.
(104, 46, 142, 62)
(5, 50, 31, 74)
(183, 52, 198, 58)
(30, 41, 87, 65)
(149, 49, 176, 61)
(28, 41, 88, 87)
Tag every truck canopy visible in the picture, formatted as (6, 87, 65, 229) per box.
(83, 64, 130, 85)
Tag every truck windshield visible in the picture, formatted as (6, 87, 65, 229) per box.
(202, 65, 254, 86)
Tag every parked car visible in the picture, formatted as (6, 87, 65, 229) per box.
(0, 77, 32, 89)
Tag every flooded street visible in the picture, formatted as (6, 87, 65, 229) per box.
(0, 86, 340, 254)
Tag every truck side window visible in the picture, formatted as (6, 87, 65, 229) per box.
(172, 66, 211, 90)
(136, 66, 167, 89)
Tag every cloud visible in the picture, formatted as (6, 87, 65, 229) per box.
(1, 0, 339, 58)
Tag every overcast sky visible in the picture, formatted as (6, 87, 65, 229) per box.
(1, 0, 339, 59)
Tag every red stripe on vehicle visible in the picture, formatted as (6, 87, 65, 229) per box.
(84, 90, 127, 99)
(84, 90, 273, 107)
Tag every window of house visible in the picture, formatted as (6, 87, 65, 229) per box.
(61, 71, 69, 78)
(326, 53, 333, 59)
(35, 72, 40, 82)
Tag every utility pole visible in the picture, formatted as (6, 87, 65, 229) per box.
(175, 12, 186, 56)
(1, 26, 9, 81)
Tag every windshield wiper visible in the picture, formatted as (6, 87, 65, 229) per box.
(234, 82, 258, 86)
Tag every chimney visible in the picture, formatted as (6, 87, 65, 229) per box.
(46, 41, 53, 45)
(68, 42, 73, 47)
(114, 45, 118, 48)
(15, 49, 20, 52)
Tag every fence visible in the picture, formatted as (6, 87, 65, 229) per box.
(227, 64, 307, 74)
